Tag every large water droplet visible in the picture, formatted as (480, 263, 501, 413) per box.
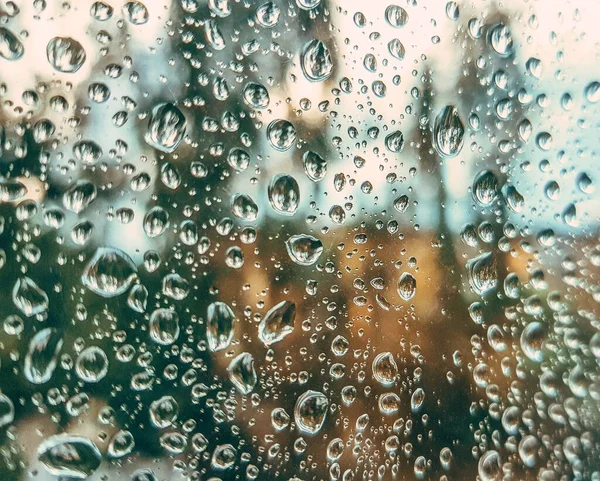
(301, 39, 333, 82)
(467, 252, 497, 297)
(433, 105, 464, 158)
(228, 352, 257, 394)
(108, 430, 135, 458)
(76, 346, 109, 382)
(13, 276, 48, 317)
(584, 81, 599, 103)
(150, 395, 178, 428)
(0, 27, 24, 60)
(24, 328, 63, 384)
(303, 151, 327, 182)
(149, 308, 180, 345)
(385, 5, 408, 27)
(294, 390, 329, 434)
(73, 140, 103, 165)
(372, 352, 398, 385)
(478, 450, 502, 481)
(46, 37, 86, 73)
(258, 300, 296, 346)
(123, 1, 149, 25)
(397, 272, 416, 301)
(488, 24, 513, 57)
(0, 393, 15, 428)
(255, 2, 280, 28)
(82, 247, 137, 297)
(243, 81, 270, 109)
(63, 181, 97, 214)
(144, 206, 170, 238)
(285, 234, 323, 266)
(205, 19, 226, 50)
(268, 174, 300, 216)
(520, 322, 546, 363)
(385, 130, 405, 153)
(472, 170, 499, 206)
(206, 301, 236, 352)
(267, 119, 297, 151)
(0, 179, 27, 202)
(145, 103, 186, 153)
(38, 434, 102, 479)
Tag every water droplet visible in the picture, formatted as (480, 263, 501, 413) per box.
(296, 0, 321, 9)
(467, 252, 497, 297)
(46, 37, 86, 73)
(259, 300, 296, 346)
(372, 352, 398, 385)
(144, 206, 170, 238)
(150, 395, 179, 428)
(285, 234, 323, 266)
(301, 39, 333, 82)
(93, 431, 123, 460)
(149, 308, 180, 345)
(82, 247, 137, 297)
(225, 246, 244, 269)
(73, 140, 103, 165)
(205, 19, 226, 50)
(63, 181, 97, 214)
(294, 390, 329, 434)
(227, 148, 251, 172)
(0, 393, 15, 428)
(387, 39, 405, 60)
(208, 0, 231, 17)
(503, 184, 524, 213)
(38, 435, 102, 479)
(488, 24, 513, 57)
(577, 172, 594, 194)
(411, 388, 425, 412)
(472, 170, 499, 206)
(24, 328, 63, 384)
(145, 103, 186, 153)
(520, 322, 546, 362)
(123, 1, 149, 25)
(243, 81, 270, 109)
(584, 81, 600, 103)
(268, 174, 300, 216)
(76, 346, 109, 383)
(13, 276, 48, 317)
(434, 105, 464, 158)
(271, 407, 291, 430)
(445, 1, 459, 20)
(385, 5, 408, 28)
(212, 444, 237, 470)
(255, 2, 280, 28)
(544, 180, 560, 200)
(385, 130, 405, 153)
(526, 57, 542, 79)
(90, 1, 113, 21)
(0, 180, 27, 202)
(303, 151, 327, 182)
(379, 392, 401, 415)
(0, 27, 24, 60)
(228, 352, 257, 394)
(478, 450, 502, 481)
(397, 272, 416, 301)
(536, 131, 553, 151)
(232, 193, 259, 221)
(206, 301, 236, 351)
(267, 119, 297, 151)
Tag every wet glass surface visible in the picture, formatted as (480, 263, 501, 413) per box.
(0, 1, 599, 480)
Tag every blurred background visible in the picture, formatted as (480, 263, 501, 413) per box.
(0, 0, 599, 480)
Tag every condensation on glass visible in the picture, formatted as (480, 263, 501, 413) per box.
(0, 1, 598, 481)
